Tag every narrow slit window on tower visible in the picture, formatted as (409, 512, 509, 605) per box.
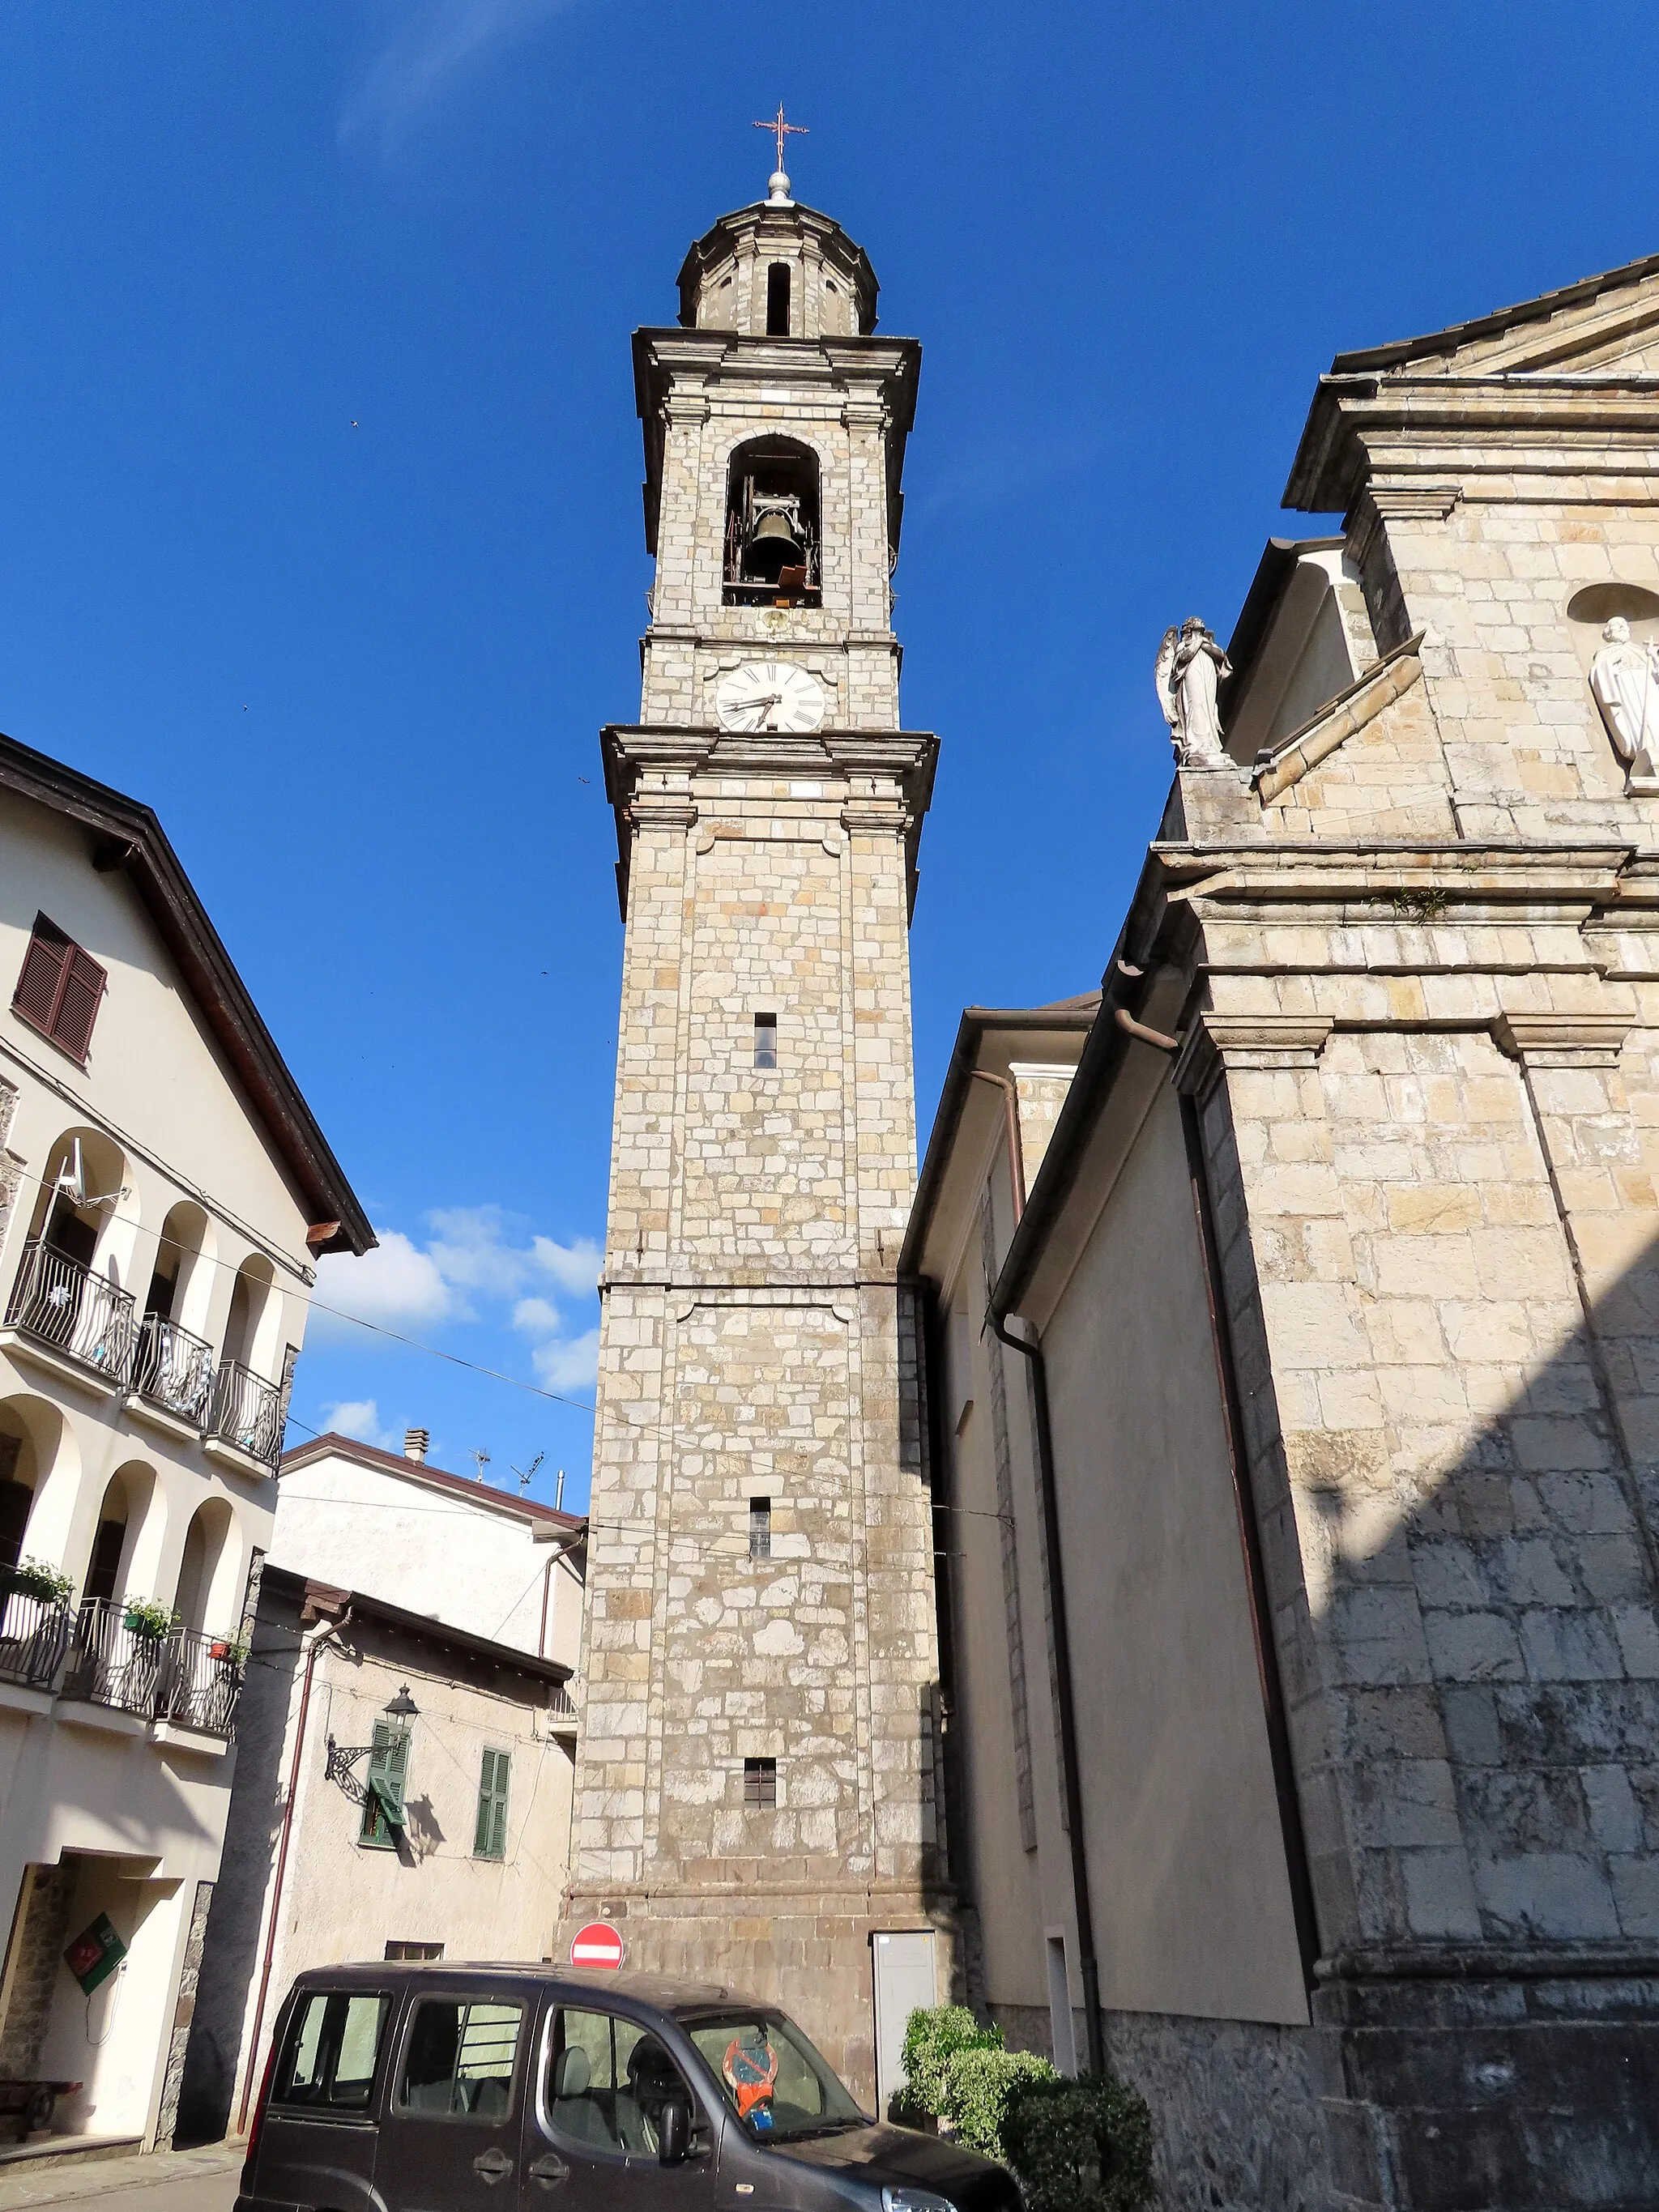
(749, 1497, 771, 1561)
(753, 1012, 778, 1069)
(744, 1757, 778, 1809)
(766, 262, 791, 336)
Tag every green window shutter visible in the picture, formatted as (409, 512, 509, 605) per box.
(474, 1748, 510, 1859)
(361, 1721, 411, 1846)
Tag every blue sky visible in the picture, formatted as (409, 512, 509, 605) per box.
(0, 2, 1648, 1510)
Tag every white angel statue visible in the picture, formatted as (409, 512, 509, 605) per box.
(1156, 617, 1232, 766)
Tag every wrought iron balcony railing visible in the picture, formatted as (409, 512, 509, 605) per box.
(209, 1360, 284, 1469)
(62, 1599, 242, 1738)
(4, 1241, 137, 1389)
(0, 1589, 71, 1692)
(134, 1313, 215, 1424)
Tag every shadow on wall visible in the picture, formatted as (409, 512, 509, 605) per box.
(171, 1611, 301, 2148)
(1217, 1027, 1659, 1954)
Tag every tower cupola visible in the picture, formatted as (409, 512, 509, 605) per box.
(676, 200, 878, 339)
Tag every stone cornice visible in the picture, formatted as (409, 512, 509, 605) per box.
(1148, 840, 1636, 913)
(1286, 373, 1659, 514)
(1491, 1011, 1635, 1068)
(1253, 637, 1425, 804)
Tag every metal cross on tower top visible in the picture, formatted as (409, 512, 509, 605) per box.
(753, 104, 807, 203)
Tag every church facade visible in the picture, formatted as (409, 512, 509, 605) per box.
(562, 174, 950, 2095)
(906, 256, 1659, 2209)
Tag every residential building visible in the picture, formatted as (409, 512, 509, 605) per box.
(904, 252, 1659, 2211)
(0, 733, 372, 2150)
(177, 1429, 586, 2146)
(565, 156, 949, 2107)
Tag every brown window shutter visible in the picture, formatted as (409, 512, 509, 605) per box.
(11, 915, 105, 1061)
(53, 948, 107, 1060)
(13, 915, 70, 1033)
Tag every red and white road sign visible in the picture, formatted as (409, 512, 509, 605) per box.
(570, 1921, 625, 1971)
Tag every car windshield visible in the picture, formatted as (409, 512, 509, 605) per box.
(679, 2010, 867, 2141)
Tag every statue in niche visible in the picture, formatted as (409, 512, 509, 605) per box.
(1156, 617, 1232, 766)
(1590, 615, 1659, 791)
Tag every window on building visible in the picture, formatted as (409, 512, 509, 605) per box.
(12, 914, 106, 1062)
(748, 1498, 771, 1561)
(766, 262, 791, 336)
(743, 1757, 777, 1809)
(397, 1998, 524, 2120)
(272, 1991, 392, 2112)
(385, 1940, 445, 1962)
(753, 1013, 777, 1070)
(474, 1747, 511, 1860)
(360, 1720, 411, 1848)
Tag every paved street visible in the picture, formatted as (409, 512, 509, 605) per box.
(0, 2144, 241, 2211)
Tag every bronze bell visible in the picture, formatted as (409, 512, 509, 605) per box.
(746, 508, 804, 582)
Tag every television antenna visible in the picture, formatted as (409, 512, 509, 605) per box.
(468, 1448, 491, 1485)
(512, 1451, 544, 1498)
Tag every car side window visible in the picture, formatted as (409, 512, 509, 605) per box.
(272, 1992, 391, 2112)
(545, 2008, 691, 2155)
(398, 1998, 524, 2121)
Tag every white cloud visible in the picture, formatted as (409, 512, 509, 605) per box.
(340, 0, 573, 158)
(512, 1296, 599, 1396)
(313, 1231, 454, 1337)
(532, 1236, 603, 1294)
(530, 1329, 599, 1393)
(322, 1397, 399, 1451)
(312, 1204, 602, 1400)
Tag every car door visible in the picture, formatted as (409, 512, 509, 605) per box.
(521, 2001, 719, 2212)
(373, 1984, 530, 2212)
(253, 1984, 394, 2212)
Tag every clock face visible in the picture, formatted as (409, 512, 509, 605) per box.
(715, 660, 825, 735)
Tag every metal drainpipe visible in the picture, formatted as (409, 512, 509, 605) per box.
(970, 1069, 1025, 1223)
(237, 1608, 347, 2133)
(974, 1058, 1104, 2073)
(989, 1308, 1105, 2078)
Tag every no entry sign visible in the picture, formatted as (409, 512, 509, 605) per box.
(570, 1921, 625, 1971)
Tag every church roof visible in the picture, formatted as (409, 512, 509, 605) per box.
(1326, 248, 1659, 376)
(1284, 246, 1659, 512)
(675, 198, 879, 332)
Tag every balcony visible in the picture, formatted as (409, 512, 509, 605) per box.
(133, 1313, 216, 1423)
(62, 1600, 242, 1739)
(0, 1589, 72, 1694)
(2, 1241, 136, 1392)
(207, 1360, 284, 1472)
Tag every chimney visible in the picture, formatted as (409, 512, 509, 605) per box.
(403, 1427, 429, 1464)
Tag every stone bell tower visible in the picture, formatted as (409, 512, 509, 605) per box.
(562, 153, 949, 2094)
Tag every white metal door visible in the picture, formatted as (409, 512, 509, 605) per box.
(871, 1929, 937, 2122)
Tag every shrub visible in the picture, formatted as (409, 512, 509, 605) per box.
(899, 2004, 1003, 2118)
(944, 2046, 1056, 2160)
(1001, 2071, 1156, 2212)
(1, 1557, 73, 1605)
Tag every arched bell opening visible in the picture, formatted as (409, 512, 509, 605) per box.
(723, 437, 821, 608)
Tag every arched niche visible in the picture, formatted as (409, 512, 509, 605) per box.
(173, 1497, 240, 1637)
(221, 1253, 278, 1379)
(723, 436, 822, 607)
(1565, 584, 1659, 688)
(27, 1127, 129, 1276)
(145, 1200, 214, 1338)
(0, 1394, 79, 1569)
(81, 1462, 158, 1609)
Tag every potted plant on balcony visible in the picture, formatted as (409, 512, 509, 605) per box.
(122, 1597, 175, 1642)
(0, 1558, 73, 1606)
(209, 1635, 248, 1669)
